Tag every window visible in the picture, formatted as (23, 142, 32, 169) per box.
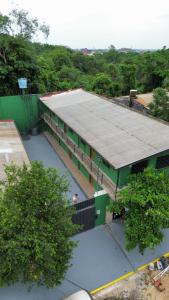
(156, 155, 169, 169)
(131, 160, 148, 174)
(102, 159, 110, 169)
(80, 138, 86, 145)
(69, 128, 74, 134)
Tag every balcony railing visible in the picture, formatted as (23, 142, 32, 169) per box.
(43, 113, 117, 198)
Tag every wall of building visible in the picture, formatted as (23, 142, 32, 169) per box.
(43, 106, 131, 192)
(95, 191, 110, 226)
(60, 139, 69, 154)
(93, 151, 118, 185)
(93, 179, 102, 192)
(0, 94, 39, 133)
(118, 166, 130, 188)
(153, 151, 169, 175)
(118, 151, 169, 187)
(67, 127, 79, 144)
(79, 137, 90, 156)
(42, 103, 169, 227)
(42, 103, 169, 195)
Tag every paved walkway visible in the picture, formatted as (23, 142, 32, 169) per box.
(1, 222, 169, 300)
(2, 134, 169, 300)
(23, 133, 87, 202)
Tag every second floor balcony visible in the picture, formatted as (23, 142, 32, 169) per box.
(43, 113, 117, 199)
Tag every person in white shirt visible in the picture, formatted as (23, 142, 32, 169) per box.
(72, 193, 80, 204)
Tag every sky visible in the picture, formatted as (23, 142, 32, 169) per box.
(1, 0, 169, 49)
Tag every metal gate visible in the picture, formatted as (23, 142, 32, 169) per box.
(72, 198, 95, 232)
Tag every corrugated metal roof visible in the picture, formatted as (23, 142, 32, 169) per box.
(136, 93, 154, 107)
(40, 89, 169, 169)
(136, 92, 169, 107)
(0, 121, 29, 180)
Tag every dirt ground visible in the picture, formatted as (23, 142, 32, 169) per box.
(93, 267, 169, 300)
(145, 269, 169, 300)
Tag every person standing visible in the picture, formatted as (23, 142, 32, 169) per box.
(72, 193, 80, 204)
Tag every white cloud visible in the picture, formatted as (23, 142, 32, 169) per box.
(1, 0, 169, 48)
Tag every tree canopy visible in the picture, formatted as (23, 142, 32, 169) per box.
(0, 9, 49, 40)
(110, 168, 169, 254)
(0, 162, 78, 287)
(149, 88, 169, 121)
(1, 9, 169, 97)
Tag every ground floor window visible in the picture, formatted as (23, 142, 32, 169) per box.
(131, 159, 148, 174)
(156, 154, 169, 169)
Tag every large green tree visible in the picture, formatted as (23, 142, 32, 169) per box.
(149, 87, 169, 121)
(0, 162, 78, 287)
(0, 9, 49, 40)
(0, 9, 50, 95)
(110, 168, 169, 254)
(2, 10, 169, 98)
(0, 36, 40, 95)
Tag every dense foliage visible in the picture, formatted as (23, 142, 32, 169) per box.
(149, 87, 169, 121)
(110, 168, 169, 254)
(1, 10, 169, 96)
(0, 162, 78, 287)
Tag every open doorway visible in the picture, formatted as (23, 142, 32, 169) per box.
(112, 208, 125, 221)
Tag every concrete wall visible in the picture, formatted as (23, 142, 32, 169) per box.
(0, 94, 39, 133)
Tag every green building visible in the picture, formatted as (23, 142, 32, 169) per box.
(40, 89, 169, 206)
(1, 89, 169, 227)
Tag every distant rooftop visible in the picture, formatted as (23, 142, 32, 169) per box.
(0, 121, 29, 180)
(136, 93, 154, 107)
(41, 89, 169, 169)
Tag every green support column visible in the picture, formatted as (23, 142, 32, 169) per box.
(94, 190, 110, 226)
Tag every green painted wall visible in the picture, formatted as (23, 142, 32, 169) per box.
(118, 151, 169, 187)
(54, 133, 60, 143)
(0, 94, 39, 133)
(72, 153, 79, 168)
(148, 157, 156, 168)
(58, 118, 64, 130)
(60, 140, 69, 154)
(118, 166, 130, 188)
(52, 114, 58, 124)
(93, 151, 118, 184)
(43, 107, 169, 191)
(39, 101, 47, 115)
(79, 162, 90, 180)
(93, 179, 102, 192)
(95, 192, 109, 226)
(67, 127, 79, 144)
(79, 137, 90, 156)
(154, 151, 169, 175)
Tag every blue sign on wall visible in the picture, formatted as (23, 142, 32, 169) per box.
(18, 78, 27, 89)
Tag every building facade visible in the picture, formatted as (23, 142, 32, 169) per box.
(39, 89, 169, 223)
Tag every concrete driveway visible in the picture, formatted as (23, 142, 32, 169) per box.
(2, 134, 168, 300)
(1, 222, 169, 300)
